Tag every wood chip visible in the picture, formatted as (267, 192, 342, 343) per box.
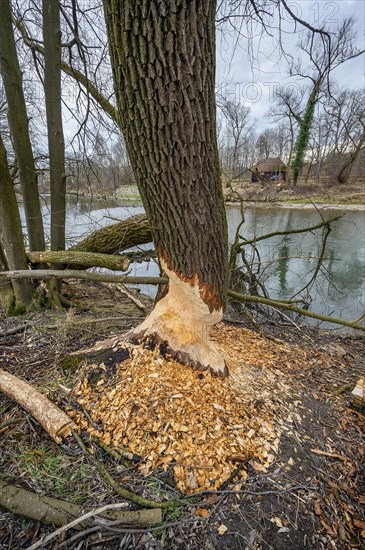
(71, 324, 348, 494)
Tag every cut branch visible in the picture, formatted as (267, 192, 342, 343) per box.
(28, 251, 130, 271)
(0, 369, 75, 443)
(0, 481, 161, 533)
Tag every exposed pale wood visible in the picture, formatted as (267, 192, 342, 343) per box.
(0, 482, 162, 550)
(0, 369, 75, 443)
(103, 0, 228, 374)
(27, 251, 130, 271)
(127, 261, 228, 376)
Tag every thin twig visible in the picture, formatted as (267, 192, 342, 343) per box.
(27, 502, 130, 550)
(0, 418, 22, 431)
(71, 430, 196, 509)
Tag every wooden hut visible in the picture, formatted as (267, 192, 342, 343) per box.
(251, 157, 287, 183)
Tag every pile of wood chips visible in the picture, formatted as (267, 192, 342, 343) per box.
(69, 324, 329, 493)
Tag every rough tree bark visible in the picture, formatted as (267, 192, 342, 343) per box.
(0, 134, 33, 313)
(43, 0, 66, 252)
(0, 0, 45, 252)
(0, 243, 15, 314)
(103, 0, 228, 375)
(42, 0, 66, 307)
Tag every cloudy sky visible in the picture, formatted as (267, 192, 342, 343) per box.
(215, 0, 365, 131)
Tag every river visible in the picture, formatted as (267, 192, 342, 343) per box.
(24, 196, 365, 328)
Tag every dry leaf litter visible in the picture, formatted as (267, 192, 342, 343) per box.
(69, 324, 345, 494)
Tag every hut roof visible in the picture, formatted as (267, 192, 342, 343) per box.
(253, 157, 287, 173)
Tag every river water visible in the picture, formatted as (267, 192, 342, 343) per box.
(28, 196, 365, 328)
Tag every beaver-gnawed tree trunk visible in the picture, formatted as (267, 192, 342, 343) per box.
(103, 0, 228, 376)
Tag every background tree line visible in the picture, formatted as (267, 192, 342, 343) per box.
(0, 3, 363, 200)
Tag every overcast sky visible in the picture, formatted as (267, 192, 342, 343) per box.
(215, 0, 365, 131)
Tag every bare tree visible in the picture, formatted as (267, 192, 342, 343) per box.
(43, 0, 66, 252)
(219, 98, 253, 174)
(0, 133, 33, 313)
(0, 0, 45, 251)
(322, 88, 365, 184)
(268, 85, 303, 181)
(289, 18, 364, 185)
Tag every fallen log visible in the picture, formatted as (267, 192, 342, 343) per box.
(27, 251, 130, 272)
(0, 369, 75, 443)
(0, 480, 162, 530)
(71, 213, 152, 254)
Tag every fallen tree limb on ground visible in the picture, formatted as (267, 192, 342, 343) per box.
(0, 369, 75, 443)
(27, 251, 130, 272)
(227, 290, 365, 331)
(0, 481, 161, 534)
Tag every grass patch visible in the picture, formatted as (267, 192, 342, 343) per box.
(17, 443, 96, 504)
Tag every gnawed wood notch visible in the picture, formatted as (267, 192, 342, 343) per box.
(127, 261, 228, 377)
(0, 481, 162, 529)
(0, 369, 74, 443)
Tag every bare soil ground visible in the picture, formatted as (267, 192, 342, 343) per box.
(0, 281, 364, 549)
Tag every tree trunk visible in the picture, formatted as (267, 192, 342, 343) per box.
(103, 0, 228, 376)
(337, 136, 365, 184)
(291, 86, 318, 186)
(0, 134, 33, 313)
(0, 0, 45, 252)
(43, 0, 66, 252)
(0, 243, 15, 314)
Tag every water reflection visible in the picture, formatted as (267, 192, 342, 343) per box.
(19, 197, 365, 326)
